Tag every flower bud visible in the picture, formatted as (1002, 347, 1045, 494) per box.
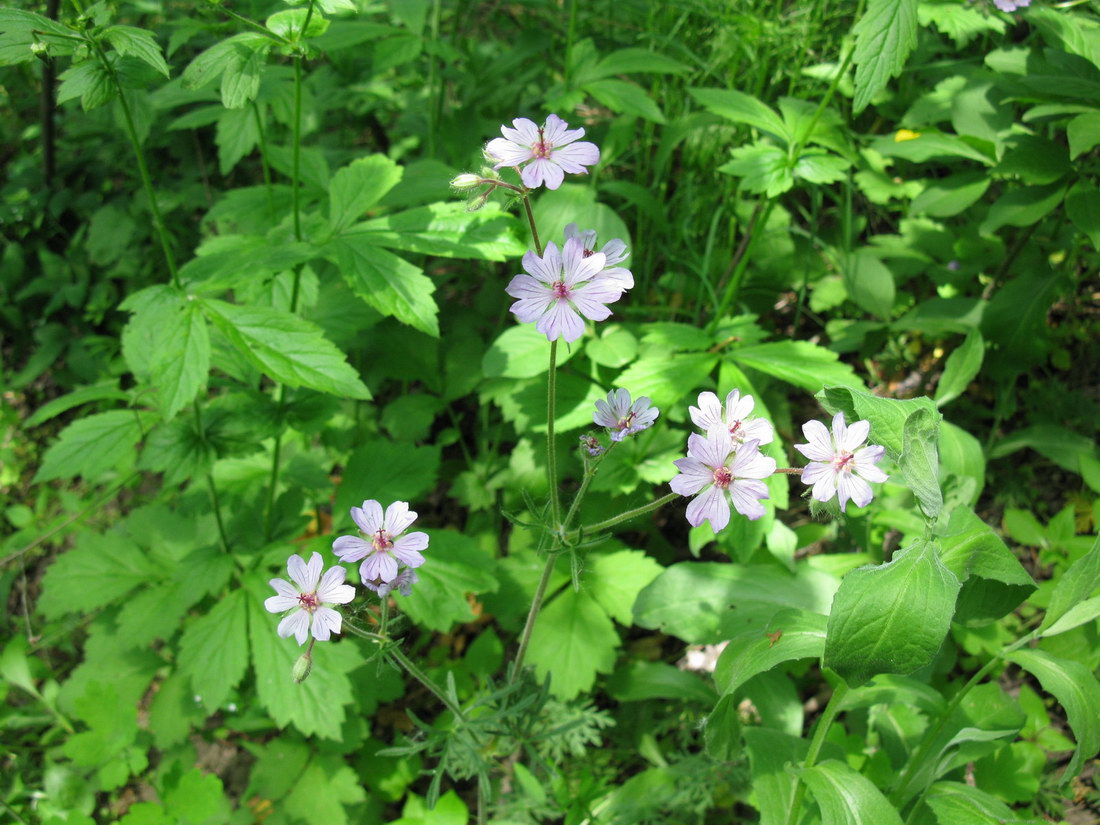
(579, 435, 604, 458)
(465, 191, 491, 213)
(292, 652, 313, 684)
(450, 173, 482, 191)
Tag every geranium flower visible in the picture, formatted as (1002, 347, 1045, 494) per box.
(485, 114, 600, 190)
(365, 567, 419, 599)
(332, 500, 429, 584)
(505, 238, 625, 343)
(689, 389, 774, 447)
(265, 552, 355, 645)
(593, 388, 659, 441)
(564, 223, 633, 289)
(794, 412, 887, 512)
(670, 428, 776, 531)
(994, 0, 1029, 11)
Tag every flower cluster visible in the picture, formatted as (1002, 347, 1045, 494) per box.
(265, 499, 429, 646)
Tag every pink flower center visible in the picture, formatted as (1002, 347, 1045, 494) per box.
(552, 280, 572, 300)
(729, 420, 743, 439)
(712, 466, 733, 489)
(581, 247, 595, 257)
(616, 411, 636, 431)
(532, 127, 552, 159)
(832, 452, 854, 473)
(297, 592, 319, 612)
(372, 529, 394, 552)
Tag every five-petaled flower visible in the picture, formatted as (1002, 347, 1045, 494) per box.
(689, 389, 774, 447)
(670, 428, 776, 531)
(485, 114, 600, 190)
(265, 552, 355, 646)
(794, 412, 887, 512)
(594, 388, 659, 442)
(332, 500, 429, 585)
(564, 223, 634, 290)
(506, 238, 625, 343)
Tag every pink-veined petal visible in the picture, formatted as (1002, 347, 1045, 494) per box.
(670, 461, 712, 496)
(800, 461, 833, 484)
(522, 158, 558, 189)
(501, 117, 540, 144)
(795, 419, 834, 461)
(485, 137, 532, 167)
(564, 248, 605, 286)
(522, 246, 560, 285)
(351, 500, 383, 535)
(839, 473, 874, 511)
(394, 531, 429, 552)
(731, 442, 776, 480)
(510, 296, 552, 324)
(332, 535, 371, 562)
(537, 300, 585, 342)
(287, 553, 321, 591)
(810, 472, 839, 505)
(316, 566, 351, 602)
(268, 578, 297, 600)
(686, 485, 730, 532)
(543, 113, 585, 145)
(384, 501, 417, 535)
(742, 417, 775, 445)
(551, 140, 600, 171)
(264, 593, 299, 613)
(600, 238, 628, 265)
(392, 546, 426, 568)
(361, 552, 399, 584)
(729, 479, 768, 520)
(840, 418, 871, 452)
(505, 273, 549, 300)
(571, 292, 614, 323)
(689, 392, 724, 431)
(278, 609, 310, 646)
(312, 606, 342, 641)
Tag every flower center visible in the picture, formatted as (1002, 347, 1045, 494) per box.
(297, 592, 319, 612)
(552, 280, 571, 300)
(532, 127, 552, 159)
(729, 420, 743, 439)
(712, 466, 733, 489)
(616, 411, 636, 431)
(372, 528, 394, 552)
(833, 452, 854, 473)
(582, 247, 595, 257)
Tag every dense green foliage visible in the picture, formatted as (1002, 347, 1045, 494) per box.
(2, 0, 1099, 824)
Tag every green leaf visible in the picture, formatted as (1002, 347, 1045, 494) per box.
(148, 670, 207, 749)
(532, 184, 631, 253)
(852, 0, 918, 113)
(178, 590, 249, 711)
(202, 299, 370, 398)
(164, 769, 230, 825)
(181, 34, 265, 90)
(819, 386, 937, 461)
(1040, 533, 1100, 635)
(634, 562, 839, 644)
(688, 88, 790, 141)
(703, 694, 742, 760)
(24, 382, 129, 429)
(282, 753, 368, 825)
(733, 341, 863, 393)
(585, 78, 666, 123)
(995, 135, 1070, 186)
(63, 682, 138, 768)
(482, 324, 578, 379)
(925, 781, 1043, 825)
(613, 352, 718, 411)
(801, 759, 904, 824)
(149, 300, 210, 419)
(266, 8, 330, 39)
(824, 541, 960, 687)
(793, 152, 851, 185)
(1007, 649, 1100, 781)
(981, 270, 1066, 378)
(220, 45, 264, 109)
(744, 728, 807, 825)
(329, 155, 403, 235)
(935, 330, 984, 407)
(714, 608, 827, 695)
(335, 440, 441, 516)
(899, 408, 942, 520)
(980, 182, 1066, 235)
(872, 131, 994, 166)
(918, 1, 1005, 46)
(584, 47, 689, 80)
(527, 587, 619, 700)
(605, 660, 716, 704)
(353, 201, 524, 261)
(1066, 181, 1100, 251)
(327, 235, 439, 336)
(584, 549, 663, 626)
(34, 410, 155, 483)
(1042, 595, 1100, 637)
(1067, 112, 1100, 159)
(989, 423, 1098, 476)
(395, 530, 499, 632)
(102, 26, 169, 77)
(911, 172, 991, 218)
(57, 59, 115, 110)
(718, 143, 793, 197)
(842, 250, 895, 320)
(247, 586, 359, 740)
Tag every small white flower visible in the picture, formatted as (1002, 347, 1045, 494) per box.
(485, 114, 600, 190)
(265, 552, 355, 646)
(332, 500, 429, 584)
(689, 389, 774, 447)
(670, 428, 776, 531)
(794, 412, 888, 512)
(593, 388, 659, 442)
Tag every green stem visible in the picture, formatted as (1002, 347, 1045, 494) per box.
(92, 39, 178, 287)
(0, 797, 31, 825)
(712, 198, 774, 322)
(785, 678, 851, 825)
(252, 101, 276, 223)
(291, 54, 303, 244)
(509, 551, 557, 682)
(546, 340, 561, 528)
(218, 6, 290, 45)
(890, 631, 1038, 811)
(520, 192, 542, 255)
(570, 491, 679, 539)
(385, 645, 468, 722)
(207, 474, 230, 553)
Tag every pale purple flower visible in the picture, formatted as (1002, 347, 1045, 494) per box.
(670, 428, 776, 531)
(594, 388, 659, 442)
(579, 435, 605, 457)
(485, 114, 600, 190)
(794, 412, 888, 513)
(265, 552, 355, 645)
(994, 0, 1029, 11)
(505, 238, 625, 343)
(364, 567, 419, 599)
(689, 389, 774, 448)
(564, 223, 634, 290)
(332, 500, 429, 584)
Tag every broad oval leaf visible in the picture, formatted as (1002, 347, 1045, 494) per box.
(714, 608, 827, 695)
(801, 759, 904, 824)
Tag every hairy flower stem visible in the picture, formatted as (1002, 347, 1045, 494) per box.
(784, 677, 850, 825)
(509, 551, 556, 683)
(546, 340, 561, 527)
(890, 630, 1038, 816)
(570, 492, 680, 540)
(385, 645, 469, 723)
(92, 39, 178, 287)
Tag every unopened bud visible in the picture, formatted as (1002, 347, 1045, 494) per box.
(450, 173, 482, 191)
(465, 191, 491, 213)
(30, 41, 48, 55)
(292, 652, 313, 684)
